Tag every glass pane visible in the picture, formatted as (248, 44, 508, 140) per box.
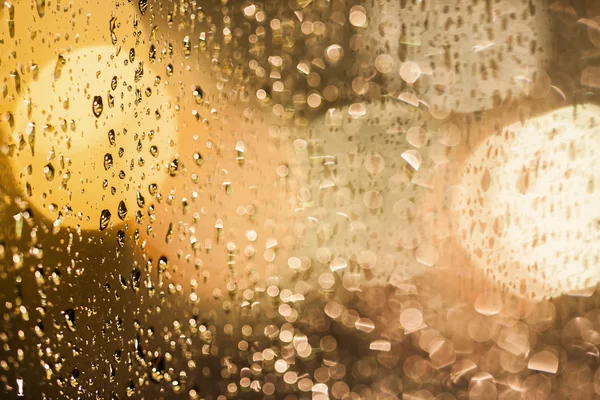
(1, 0, 600, 398)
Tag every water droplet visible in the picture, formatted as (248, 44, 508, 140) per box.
(149, 145, 158, 157)
(53, 54, 66, 81)
(63, 308, 76, 331)
(116, 230, 125, 247)
(129, 48, 135, 63)
(36, 0, 45, 17)
(131, 268, 141, 291)
(99, 209, 111, 231)
(104, 153, 113, 170)
(183, 36, 191, 58)
(134, 62, 144, 82)
(70, 369, 80, 387)
(193, 86, 203, 104)
(148, 44, 156, 63)
(92, 96, 104, 118)
(136, 191, 145, 208)
(43, 163, 55, 181)
(157, 256, 168, 273)
(117, 200, 127, 220)
(109, 16, 117, 45)
(26, 123, 35, 155)
(108, 129, 115, 145)
(165, 222, 173, 244)
(169, 158, 179, 177)
(138, 0, 148, 15)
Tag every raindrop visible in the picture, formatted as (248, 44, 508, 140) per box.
(36, 0, 45, 17)
(109, 16, 117, 45)
(99, 209, 111, 231)
(148, 44, 156, 63)
(117, 200, 128, 220)
(63, 309, 76, 331)
(193, 86, 203, 104)
(136, 191, 145, 208)
(138, 0, 148, 15)
(92, 96, 104, 118)
(116, 230, 125, 247)
(43, 163, 55, 181)
(169, 158, 179, 177)
(183, 36, 191, 58)
(104, 153, 113, 170)
(108, 129, 115, 145)
(53, 54, 66, 81)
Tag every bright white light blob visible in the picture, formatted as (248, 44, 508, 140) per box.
(451, 104, 600, 300)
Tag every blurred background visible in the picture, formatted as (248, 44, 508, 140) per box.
(2, 0, 600, 399)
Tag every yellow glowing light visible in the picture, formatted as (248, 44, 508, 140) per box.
(5, 44, 177, 231)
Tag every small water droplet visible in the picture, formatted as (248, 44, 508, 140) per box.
(134, 62, 144, 82)
(169, 158, 179, 177)
(36, 0, 45, 17)
(70, 369, 80, 387)
(183, 36, 191, 58)
(149, 145, 158, 157)
(63, 308, 76, 331)
(92, 96, 104, 118)
(138, 0, 148, 15)
(118, 200, 128, 220)
(104, 153, 113, 170)
(193, 152, 203, 166)
(116, 230, 125, 247)
(26, 123, 35, 155)
(193, 86, 203, 104)
(53, 54, 66, 81)
(109, 16, 117, 45)
(148, 44, 156, 63)
(43, 163, 55, 181)
(136, 191, 145, 208)
(108, 129, 115, 145)
(99, 209, 111, 231)
(131, 268, 141, 292)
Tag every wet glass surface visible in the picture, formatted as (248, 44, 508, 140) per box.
(1, 0, 600, 399)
